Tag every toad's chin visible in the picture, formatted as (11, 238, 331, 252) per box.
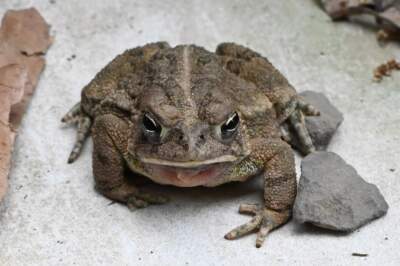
(144, 164, 227, 187)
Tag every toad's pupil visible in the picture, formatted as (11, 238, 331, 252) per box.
(143, 114, 161, 133)
(222, 112, 239, 132)
(221, 112, 239, 140)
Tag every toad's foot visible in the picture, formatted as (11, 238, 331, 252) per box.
(280, 97, 319, 155)
(61, 102, 92, 163)
(127, 190, 169, 210)
(224, 203, 290, 248)
(97, 178, 169, 210)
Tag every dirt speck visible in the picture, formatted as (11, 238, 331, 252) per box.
(67, 54, 76, 61)
(352, 253, 368, 257)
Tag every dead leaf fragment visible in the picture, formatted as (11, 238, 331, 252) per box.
(0, 64, 28, 200)
(0, 8, 52, 56)
(321, 0, 375, 19)
(0, 64, 27, 110)
(0, 8, 52, 203)
(373, 59, 400, 81)
(378, 5, 400, 29)
(320, 0, 400, 40)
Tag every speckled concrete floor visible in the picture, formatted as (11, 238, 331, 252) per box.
(0, 1, 399, 265)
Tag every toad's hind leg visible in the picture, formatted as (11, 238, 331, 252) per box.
(61, 102, 92, 163)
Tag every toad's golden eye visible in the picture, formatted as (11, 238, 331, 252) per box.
(142, 113, 162, 143)
(221, 112, 239, 140)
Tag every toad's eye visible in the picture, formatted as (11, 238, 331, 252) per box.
(142, 113, 162, 143)
(221, 112, 239, 140)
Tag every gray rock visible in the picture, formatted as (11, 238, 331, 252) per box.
(292, 91, 344, 152)
(293, 151, 388, 232)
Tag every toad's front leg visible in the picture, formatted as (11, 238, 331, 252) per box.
(224, 139, 296, 248)
(279, 95, 320, 155)
(92, 114, 168, 210)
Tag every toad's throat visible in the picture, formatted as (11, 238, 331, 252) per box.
(144, 163, 227, 187)
(158, 164, 220, 179)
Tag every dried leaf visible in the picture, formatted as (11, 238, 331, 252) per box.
(0, 65, 27, 200)
(378, 5, 400, 29)
(373, 59, 400, 81)
(0, 8, 52, 203)
(320, 0, 375, 19)
(374, 0, 396, 10)
(320, 0, 400, 39)
(0, 8, 53, 56)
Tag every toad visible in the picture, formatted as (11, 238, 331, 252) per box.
(62, 42, 318, 247)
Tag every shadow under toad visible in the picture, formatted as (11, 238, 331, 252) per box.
(109, 170, 265, 214)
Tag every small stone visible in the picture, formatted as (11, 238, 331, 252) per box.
(294, 91, 343, 152)
(67, 54, 76, 61)
(293, 151, 388, 232)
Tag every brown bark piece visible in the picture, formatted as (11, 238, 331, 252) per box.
(0, 8, 52, 202)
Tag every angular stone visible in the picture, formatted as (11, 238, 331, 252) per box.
(293, 151, 389, 232)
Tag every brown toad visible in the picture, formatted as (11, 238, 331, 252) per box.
(62, 42, 318, 247)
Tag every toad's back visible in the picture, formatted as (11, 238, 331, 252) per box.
(80, 42, 272, 126)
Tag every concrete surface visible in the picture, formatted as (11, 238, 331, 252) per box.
(0, 1, 399, 265)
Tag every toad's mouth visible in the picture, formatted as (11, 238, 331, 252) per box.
(140, 156, 236, 187)
(140, 155, 237, 168)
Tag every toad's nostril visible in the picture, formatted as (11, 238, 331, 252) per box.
(199, 134, 205, 140)
(182, 143, 189, 151)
